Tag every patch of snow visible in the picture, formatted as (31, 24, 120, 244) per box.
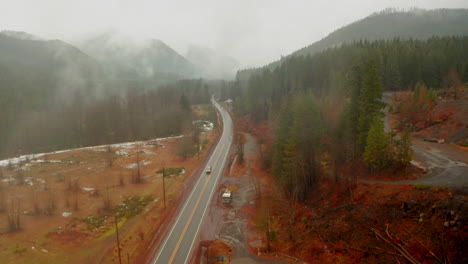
(41, 249, 48, 253)
(202, 121, 214, 131)
(124, 161, 151, 168)
(193, 120, 213, 131)
(93, 148, 107, 152)
(82, 187, 95, 192)
(142, 149, 154, 155)
(2, 177, 14, 183)
(141, 160, 151, 166)
(62, 212, 72, 217)
(25, 177, 34, 186)
(181, 169, 186, 175)
(31, 246, 36, 250)
(116, 150, 129, 156)
(32, 159, 63, 163)
(36, 178, 46, 184)
(123, 163, 138, 169)
(0, 135, 184, 167)
(21, 164, 32, 171)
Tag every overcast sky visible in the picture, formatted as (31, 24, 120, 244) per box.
(1, 0, 467, 68)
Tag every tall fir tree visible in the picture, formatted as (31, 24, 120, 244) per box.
(357, 59, 385, 151)
(363, 116, 389, 170)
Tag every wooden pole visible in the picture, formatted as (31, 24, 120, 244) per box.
(115, 216, 122, 264)
(162, 168, 166, 209)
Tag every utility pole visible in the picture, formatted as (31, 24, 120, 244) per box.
(162, 167, 166, 209)
(115, 216, 122, 264)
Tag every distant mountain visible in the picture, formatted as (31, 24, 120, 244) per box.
(0, 31, 104, 109)
(186, 45, 239, 80)
(238, 8, 468, 79)
(0, 30, 42, 41)
(79, 32, 197, 82)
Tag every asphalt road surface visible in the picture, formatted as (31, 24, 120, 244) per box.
(151, 97, 233, 264)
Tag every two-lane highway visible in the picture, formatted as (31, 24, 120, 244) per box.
(152, 97, 233, 264)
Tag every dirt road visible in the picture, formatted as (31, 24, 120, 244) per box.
(381, 93, 468, 188)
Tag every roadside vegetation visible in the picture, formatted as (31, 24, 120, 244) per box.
(224, 37, 467, 263)
(0, 103, 219, 264)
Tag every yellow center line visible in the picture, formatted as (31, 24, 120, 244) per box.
(168, 143, 225, 264)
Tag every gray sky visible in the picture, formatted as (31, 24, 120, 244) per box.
(1, 0, 467, 68)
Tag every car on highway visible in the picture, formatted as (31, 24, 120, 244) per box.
(206, 166, 212, 174)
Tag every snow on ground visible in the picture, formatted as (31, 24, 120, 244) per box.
(21, 164, 32, 171)
(82, 187, 95, 192)
(25, 177, 34, 186)
(116, 150, 129, 156)
(192, 120, 214, 131)
(0, 135, 184, 167)
(36, 178, 46, 184)
(1, 177, 14, 183)
(32, 160, 66, 164)
(141, 149, 154, 155)
(124, 163, 138, 169)
(122, 160, 151, 169)
(62, 212, 72, 217)
(92, 148, 107, 152)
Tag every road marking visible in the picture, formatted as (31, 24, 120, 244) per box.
(183, 135, 231, 263)
(168, 143, 226, 264)
(153, 134, 222, 263)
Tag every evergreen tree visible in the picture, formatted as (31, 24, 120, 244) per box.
(384, 54, 402, 91)
(273, 100, 294, 177)
(179, 93, 191, 112)
(347, 60, 364, 149)
(357, 59, 385, 151)
(363, 116, 389, 170)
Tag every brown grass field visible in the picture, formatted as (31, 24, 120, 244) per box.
(0, 105, 218, 264)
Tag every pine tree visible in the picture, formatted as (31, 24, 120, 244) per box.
(385, 55, 402, 91)
(363, 116, 389, 170)
(357, 59, 385, 151)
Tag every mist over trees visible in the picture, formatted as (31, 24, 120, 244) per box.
(0, 31, 217, 159)
(238, 8, 468, 79)
(227, 36, 467, 201)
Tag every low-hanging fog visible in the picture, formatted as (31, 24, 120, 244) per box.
(1, 0, 467, 71)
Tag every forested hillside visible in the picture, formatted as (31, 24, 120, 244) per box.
(226, 36, 467, 200)
(79, 32, 197, 84)
(238, 8, 468, 80)
(0, 33, 213, 159)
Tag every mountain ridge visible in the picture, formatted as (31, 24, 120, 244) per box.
(237, 8, 468, 80)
